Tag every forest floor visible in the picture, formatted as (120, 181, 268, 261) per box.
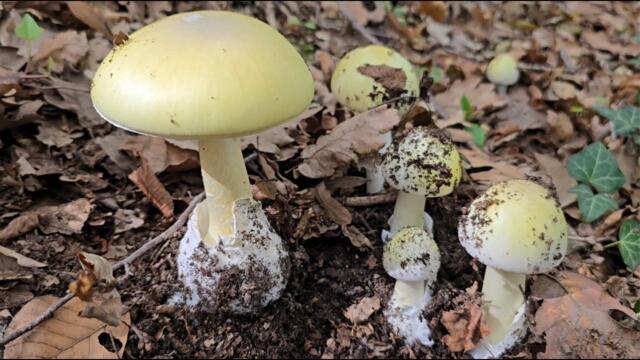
(1, 1, 640, 359)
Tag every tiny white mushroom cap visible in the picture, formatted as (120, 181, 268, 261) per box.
(381, 127, 461, 197)
(458, 179, 568, 274)
(486, 54, 520, 86)
(383, 227, 441, 282)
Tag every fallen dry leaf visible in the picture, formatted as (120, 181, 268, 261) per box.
(121, 135, 168, 174)
(80, 288, 125, 327)
(534, 271, 640, 358)
(0, 254, 32, 282)
(440, 283, 490, 352)
(534, 153, 577, 207)
(113, 208, 144, 234)
(0, 198, 91, 243)
(31, 31, 89, 72)
(314, 182, 352, 226)
(459, 147, 526, 184)
(358, 64, 407, 93)
(344, 295, 381, 324)
(433, 76, 506, 127)
(128, 158, 174, 219)
(342, 224, 373, 249)
(4, 295, 129, 359)
(298, 108, 401, 178)
(0, 245, 46, 268)
(66, 1, 113, 39)
(581, 31, 640, 57)
(38, 198, 92, 235)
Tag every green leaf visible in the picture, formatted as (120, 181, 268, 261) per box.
(460, 95, 474, 122)
(569, 184, 618, 223)
(566, 142, 625, 193)
(303, 21, 317, 30)
(464, 124, 486, 147)
(569, 105, 584, 114)
(15, 13, 43, 41)
(594, 106, 640, 136)
(634, 300, 640, 314)
(618, 219, 640, 270)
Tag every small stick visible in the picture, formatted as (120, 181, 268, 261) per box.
(342, 192, 397, 207)
(0, 192, 205, 347)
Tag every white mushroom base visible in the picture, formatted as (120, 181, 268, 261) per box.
(382, 211, 435, 346)
(470, 303, 527, 359)
(177, 198, 290, 314)
(384, 288, 434, 346)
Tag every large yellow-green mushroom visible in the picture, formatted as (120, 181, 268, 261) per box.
(458, 180, 568, 358)
(331, 45, 420, 194)
(91, 11, 314, 313)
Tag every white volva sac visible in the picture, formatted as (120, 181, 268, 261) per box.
(458, 180, 568, 358)
(178, 199, 288, 313)
(331, 45, 420, 194)
(90, 11, 314, 313)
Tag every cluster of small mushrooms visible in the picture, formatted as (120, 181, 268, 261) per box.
(90, 10, 567, 358)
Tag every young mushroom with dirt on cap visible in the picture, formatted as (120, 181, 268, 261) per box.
(458, 179, 568, 358)
(90, 11, 314, 313)
(485, 53, 520, 96)
(378, 127, 461, 345)
(331, 45, 420, 194)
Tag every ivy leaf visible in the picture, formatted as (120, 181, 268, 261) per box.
(460, 95, 474, 122)
(618, 219, 640, 270)
(569, 184, 618, 223)
(594, 106, 640, 136)
(15, 13, 44, 41)
(464, 124, 486, 147)
(566, 142, 625, 193)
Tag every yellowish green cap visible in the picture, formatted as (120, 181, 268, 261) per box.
(485, 53, 519, 86)
(91, 11, 314, 139)
(458, 180, 568, 274)
(330, 45, 419, 114)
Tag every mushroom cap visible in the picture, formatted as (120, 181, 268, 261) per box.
(458, 179, 568, 274)
(486, 53, 519, 86)
(330, 45, 420, 114)
(381, 127, 461, 197)
(91, 11, 314, 139)
(383, 227, 440, 282)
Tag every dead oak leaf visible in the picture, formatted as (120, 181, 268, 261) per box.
(314, 182, 352, 226)
(0, 198, 91, 244)
(534, 153, 577, 208)
(534, 271, 640, 359)
(582, 31, 640, 57)
(298, 108, 401, 178)
(433, 76, 506, 127)
(128, 158, 174, 219)
(358, 64, 407, 93)
(344, 295, 381, 324)
(440, 282, 490, 352)
(4, 295, 129, 359)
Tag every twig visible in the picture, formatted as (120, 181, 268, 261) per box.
(338, 2, 381, 45)
(0, 192, 205, 347)
(342, 192, 397, 207)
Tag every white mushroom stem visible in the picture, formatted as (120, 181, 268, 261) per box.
(392, 280, 428, 307)
(389, 191, 426, 236)
(199, 137, 251, 247)
(496, 84, 508, 96)
(366, 131, 392, 194)
(471, 266, 527, 359)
